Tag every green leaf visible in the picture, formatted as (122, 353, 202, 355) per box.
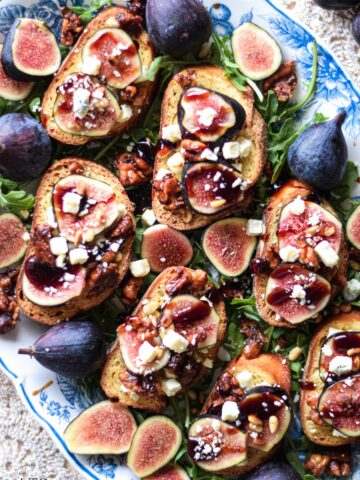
(70, 0, 112, 24)
(0, 177, 35, 214)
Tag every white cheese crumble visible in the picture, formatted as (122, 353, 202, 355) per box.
(141, 209, 157, 226)
(328, 356, 352, 375)
(62, 192, 82, 214)
(162, 378, 182, 397)
(69, 248, 89, 265)
(49, 237, 68, 256)
(279, 245, 300, 262)
(162, 330, 189, 353)
(288, 196, 306, 215)
(246, 219, 264, 236)
(198, 107, 217, 127)
(201, 148, 218, 161)
(314, 240, 339, 267)
(138, 341, 157, 364)
(162, 124, 182, 142)
(130, 259, 150, 277)
(343, 278, 360, 302)
(72, 88, 90, 119)
(221, 401, 240, 422)
(236, 370, 254, 389)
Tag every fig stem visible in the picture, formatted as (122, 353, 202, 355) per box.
(18, 346, 34, 356)
(335, 110, 347, 125)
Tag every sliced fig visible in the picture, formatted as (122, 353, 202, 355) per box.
(0, 213, 28, 269)
(160, 294, 220, 351)
(144, 465, 190, 480)
(2, 18, 61, 81)
(82, 28, 141, 89)
(278, 201, 342, 257)
(0, 45, 33, 100)
(238, 386, 291, 452)
(53, 174, 119, 243)
(141, 225, 193, 273)
(22, 256, 86, 307)
(347, 205, 360, 249)
(127, 415, 182, 477)
(188, 416, 247, 471)
(183, 162, 245, 215)
(53, 73, 121, 137)
(202, 218, 256, 277)
(318, 374, 360, 437)
(64, 400, 137, 454)
(178, 87, 245, 143)
(231, 23, 282, 81)
(319, 331, 360, 383)
(265, 264, 331, 324)
(118, 318, 170, 375)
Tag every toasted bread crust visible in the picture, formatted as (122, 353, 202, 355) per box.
(301, 312, 360, 446)
(254, 180, 348, 328)
(199, 353, 291, 476)
(100, 266, 227, 411)
(16, 158, 135, 324)
(152, 65, 267, 230)
(41, 6, 155, 145)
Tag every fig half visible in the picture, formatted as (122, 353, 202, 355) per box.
(141, 225, 193, 273)
(202, 218, 256, 277)
(318, 374, 360, 437)
(144, 465, 190, 480)
(2, 18, 61, 81)
(64, 400, 137, 454)
(188, 416, 247, 472)
(178, 87, 245, 143)
(0, 213, 28, 269)
(231, 23, 282, 81)
(183, 162, 245, 215)
(127, 416, 182, 477)
(0, 44, 33, 100)
(347, 204, 360, 249)
(265, 263, 331, 324)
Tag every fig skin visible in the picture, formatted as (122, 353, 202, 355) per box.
(144, 465, 190, 480)
(141, 225, 193, 272)
(0, 213, 28, 269)
(146, 0, 212, 57)
(346, 204, 360, 249)
(287, 112, 348, 190)
(0, 45, 33, 101)
(247, 461, 301, 480)
(352, 12, 360, 44)
(0, 113, 52, 181)
(18, 321, 106, 378)
(314, 0, 358, 9)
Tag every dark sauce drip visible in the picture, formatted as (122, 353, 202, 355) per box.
(300, 380, 317, 390)
(267, 282, 330, 307)
(127, 183, 152, 215)
(166, 299, 211, 326)
(239, 391, 286, 421)
(332, 333, 360, 353)
(319, 375, 360, 419)
(25, 256, 80, 290)
(251, 257, 272, 275)
(136, 139, 155, 165)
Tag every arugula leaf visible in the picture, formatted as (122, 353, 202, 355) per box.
(327, 160, 360, 222)
(0, 178, 35, 214)
(70, 0, 112, 24)
(146, 53, 204, 82)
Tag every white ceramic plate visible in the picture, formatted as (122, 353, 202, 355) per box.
(0, 1, 360, 479)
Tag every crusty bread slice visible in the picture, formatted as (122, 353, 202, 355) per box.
(199, 353, 291, 476)
(254, 180, 348, 328)
(301, 311, 360, 446)
(152, 65, 267, 230)
(100, 266, 227, 412)
(41, 6, 155, 145)
(16, 158, 135, 324)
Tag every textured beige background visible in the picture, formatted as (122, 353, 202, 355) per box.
(1, 1, 360, 479)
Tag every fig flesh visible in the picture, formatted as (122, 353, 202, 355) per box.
(183, 162, 245, 215)
(247, 461, 301, 480)
(2, 18, 61, 81)
(318, 374, 360, 437)
(265, 264, 331, 324)
(188, 416, 247, 471)
(231, 23, 282, 81)
(18, 320, 106, 377)
(146, 0, 212, 57)
(22, 256, 86, 307)
(346, 204, 360, 249)
(0, 213, 28, 269)
(287, 112, 348, 190)
(178, 87, 245, 143)
(278, 201, 342, 259)
(53, 73, 121, 137)
(82, 28, 142, 89)
(160, 294, 220, 351)
(239, 386, 291, 452)
(0, 113, 52, 181)
(52, 174, 119, 243)
(141, 225, 193, 272)
(202, 218, 257, 276)
(319, 331, 360, 383)
(127, 415, 182, 477)
(144, 465, 190, 480)
(64, 400, 137, 454)
(0, 44, 33, 100)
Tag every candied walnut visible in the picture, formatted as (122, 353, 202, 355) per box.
(299, 245, 320, 269)
(115, 152, 153, 187)
(309, 408, 325, 426)
(240, 320, 267, 359)
(109, 215, 134, 239)
(165, 267, 208, 297)
(180, 139, 207, 162)
(32, 226, 55, 266)
(119, 86, 138, 103)
(87, 263, 119, 295)
(166, 353, 202, 390)
(121, 275, 143, 306)
(175, 69, 196, 89)
(60, 7, 84, 47)
(305, 454, 331, 477)
(219, 282, 245, 300)
(120, 369, 161, 397)
(129, 0, 146, 17)
(305, 449, 352, 478)
(216, 371, 240, 397)
(0, 269, 19, 335)
(117, 9, 142, 36)
(263, 60, 297, 102)
(153, 174, 184, 211)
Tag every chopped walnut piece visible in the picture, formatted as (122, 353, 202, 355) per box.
(119, 86, 138, 103)
(240, 319, 267, 359)
(305, 449, 352, 478)
(263, 60, 297, 102)
(129, 0, 146, 17)
(121, 275, 143, 306)
(120, 369, 161, 397)
(109, 215, 134, 239)
(153, 174, 184, 211)
(305, 454, 331, 477)
(115, 152, 153, 187)
(32, 226, 55, 266)
(0, 270, 19, 335)
(180, 139, 207, 161)
(165, 267, 208, 297)
(60, 7, 84, 47)
(117, 9, 143, 37)
(87, 263, 119, 295)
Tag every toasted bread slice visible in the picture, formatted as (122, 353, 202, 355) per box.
(16, 158, 135, 324)
(301, 311, 360, 446)
(197, 353, 291, 476)
(254, 180, 348, 328)
(41, 6, 155, 145)
(152, 65, 266, 230)
(101, 266, 227, 411)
